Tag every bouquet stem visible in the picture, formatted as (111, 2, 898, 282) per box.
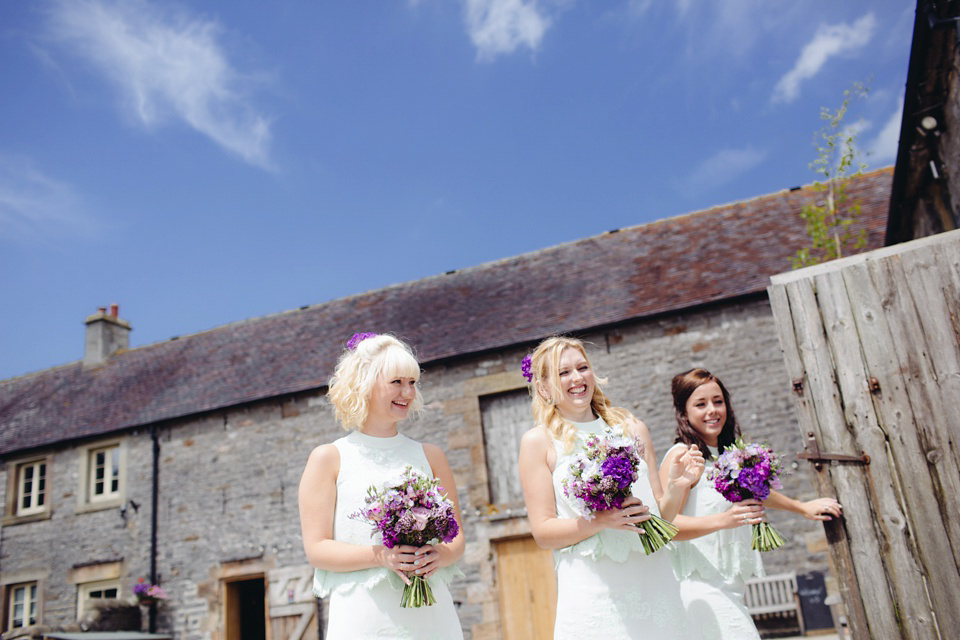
(752, 522, 785, 552)
(635, 514, 679, 555)
(400, 575, 436, 608)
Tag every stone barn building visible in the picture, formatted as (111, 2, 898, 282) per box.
(0, 168, 892, 639)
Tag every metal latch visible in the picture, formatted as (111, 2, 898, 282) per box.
(797, 432, 871, 471)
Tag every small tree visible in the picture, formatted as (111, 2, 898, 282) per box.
(792, 83, 870, 269)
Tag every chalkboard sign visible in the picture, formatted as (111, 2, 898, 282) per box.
(797, 571, 835, 631)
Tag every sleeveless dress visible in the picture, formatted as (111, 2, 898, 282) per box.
(312, 430, 464, 640)
(551, 417, 691, 639)
(667, 443, 764, 640)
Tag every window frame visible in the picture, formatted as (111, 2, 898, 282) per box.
(3, 454, 53, 525)
(77, 578, 122, 620)
(4, 581, 39, 631)
(76, 438, 127, 513)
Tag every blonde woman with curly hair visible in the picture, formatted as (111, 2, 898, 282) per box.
(517, 336, 703, 639)
(298, 333, 464, 639)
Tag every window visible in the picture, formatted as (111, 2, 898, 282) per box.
(76, 439, 126, 512)
(6, 582, 38, 630)
(3, 455, 52, 524)
(88, 445, 121, 502)
(16, 460, 46, 516)
(78, 579, 120, 619)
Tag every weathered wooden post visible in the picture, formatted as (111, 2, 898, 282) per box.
(767, 229, 960, 640)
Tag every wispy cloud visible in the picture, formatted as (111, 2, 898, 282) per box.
(772, 13, 876, 104)
(464, 0, 551, 61)
(863, 98, 903, 167)
(0, 154, 99, 243)
(686, 147, 768, 192)
(44, 0, 274, 169)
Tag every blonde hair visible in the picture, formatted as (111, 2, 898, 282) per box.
(327, 334, 423, 430)
(528, 336, 633, 452)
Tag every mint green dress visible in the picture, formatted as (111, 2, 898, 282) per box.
(550, 418, 691, 639)
(312, 430, 464, 640)
(667, 443, 764, 640)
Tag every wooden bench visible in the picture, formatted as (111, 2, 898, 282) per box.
(744, 572, 805, 637)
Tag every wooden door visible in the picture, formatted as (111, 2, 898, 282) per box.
(768, 229, 960, 639)
(495, 536, 556, 640)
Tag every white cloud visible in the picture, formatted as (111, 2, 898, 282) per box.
(863, 98, 903, 167)
(464, 0, 551, 61)
(626, 0, 654, 21)
(45, 0, 274, 169)
(686, 147, 767, 192)
(0, 154, 98, 243)
(772, 13, 877, 104)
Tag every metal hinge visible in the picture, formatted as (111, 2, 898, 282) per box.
(797, 432, 871, 471)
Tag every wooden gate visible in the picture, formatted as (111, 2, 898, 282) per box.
(267, 565, 319, 640)
(768, 229, 960, 639)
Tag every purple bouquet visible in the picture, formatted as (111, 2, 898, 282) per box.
(562, 425, 678, 555)
(351, 466, 460, 608)
(707, 439, 786, 551)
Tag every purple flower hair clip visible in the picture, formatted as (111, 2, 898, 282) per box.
(521, 355, 533, 382)
(347, 332, 378, 350)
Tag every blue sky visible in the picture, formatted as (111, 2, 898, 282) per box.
(0, 0, 913, 380)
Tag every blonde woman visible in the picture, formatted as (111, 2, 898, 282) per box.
(517, 336, 703, 639)
(298, 333, 464, 639)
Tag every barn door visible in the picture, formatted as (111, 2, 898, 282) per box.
(768, 229, 960, 640)
(267, 566, 319, 640)
(495, 536, 556, 640)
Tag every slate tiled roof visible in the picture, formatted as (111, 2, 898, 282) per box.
(0, 168, 893, 456)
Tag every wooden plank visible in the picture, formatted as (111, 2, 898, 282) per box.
(480, 391, 531, 505)
(899, 240, 960, 567)
(770, 228, 960, 285)
(783, 276, 897, 639)
(767, 283, 872, 638)
(856, 251, 960, 635)
(495, 536, 556, 640)
(817, 265, 939, 639)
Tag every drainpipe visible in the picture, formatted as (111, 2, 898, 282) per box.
(150, 424, 160, 633)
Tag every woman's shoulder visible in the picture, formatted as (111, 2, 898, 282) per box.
(301, 442, 341, 483)
(664, 441, 688, 457)
(620, 415, 651, 439)
(520, 424, 552, 446)
(308, 442, 341, 465)
(420, 441, 447, 464)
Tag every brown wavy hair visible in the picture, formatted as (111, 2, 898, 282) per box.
(671, 368, 740, 460)
(528, 336, 633, 453)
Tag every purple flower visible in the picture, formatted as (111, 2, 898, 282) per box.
(707, 439, 782, 503)
(350, 466, 460, 549)
(601, 455, 635, 489)
(347, 332, 378, 350)
(133, 581, 168, 601)
(561, 426, 644, 516)
(521, 355, 533, 382)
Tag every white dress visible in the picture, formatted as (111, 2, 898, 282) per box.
(312, 430, 464, 640)
(551, 418, 691, 640)
(667, 443, 764, 640)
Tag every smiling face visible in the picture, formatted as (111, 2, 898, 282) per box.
(684, 380, 727, 447)
(550, 347, 596, 422)
(365, 372, 418, 429)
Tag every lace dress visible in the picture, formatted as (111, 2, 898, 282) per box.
(312, 430, 464, 640)
(551, 418, 691, 640)
(667, 443, 764, 640)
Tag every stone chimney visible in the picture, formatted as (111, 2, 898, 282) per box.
(84, 304, 131, 367)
